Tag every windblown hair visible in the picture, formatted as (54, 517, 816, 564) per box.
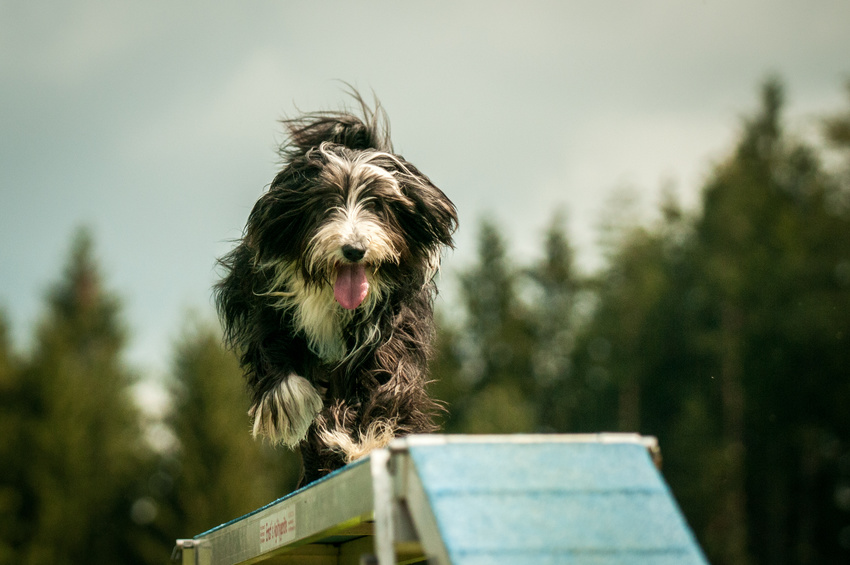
(214, 93, 457, 485)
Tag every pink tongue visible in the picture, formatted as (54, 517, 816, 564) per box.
(334, 264, 369, 310)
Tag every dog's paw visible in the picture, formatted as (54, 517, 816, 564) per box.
(318, 418, 397, 463)
(250, 375, 323, 447)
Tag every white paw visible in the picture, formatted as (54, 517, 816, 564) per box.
(317, 418, 396, 463)
(249, 374, 323, 447)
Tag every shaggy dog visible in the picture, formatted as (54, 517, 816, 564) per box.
(214, 94, 457, 486)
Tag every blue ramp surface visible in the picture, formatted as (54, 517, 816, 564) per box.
(407, 440, 708, 565)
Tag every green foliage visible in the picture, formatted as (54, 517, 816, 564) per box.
(823, 80, 850, 151)
(0, 311, 26, 563)
(7, 229, 152, 565)
(686, 78, 850, 565)
(435, 214, 585, 435)
(0, 232, 302, 563)
(427, 309, 465, 430)
(446, 219, 538, 433)
(527, 213, 582, 432)
(432, 78, 850, 564)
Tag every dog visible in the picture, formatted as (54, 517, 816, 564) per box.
(214, 93, 457, 486)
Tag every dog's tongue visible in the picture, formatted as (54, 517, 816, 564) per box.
(334, 264, 369, 310)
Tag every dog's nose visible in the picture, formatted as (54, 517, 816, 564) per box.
(341, 243, 366, 262)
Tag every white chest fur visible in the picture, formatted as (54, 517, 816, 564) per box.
(260, 259, 382, 363)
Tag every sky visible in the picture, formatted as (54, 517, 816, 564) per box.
(2, 1, 849, 385)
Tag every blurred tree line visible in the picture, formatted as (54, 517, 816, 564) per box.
(1, 78, 849, 564)
(0, 232, 301, 564)
(435, 78, 850, 564)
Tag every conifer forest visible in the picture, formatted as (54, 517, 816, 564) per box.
(2, 79, 850, 564)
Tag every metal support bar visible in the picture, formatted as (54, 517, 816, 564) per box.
(172, 539, 199, 565)
(370, 448, 395, 565)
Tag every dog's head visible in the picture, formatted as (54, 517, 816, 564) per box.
(244, 96, 457, 310)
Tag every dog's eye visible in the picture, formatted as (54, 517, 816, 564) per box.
(365, 197, 394, 216)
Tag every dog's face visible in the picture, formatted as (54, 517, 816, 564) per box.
(246, 142, 457, 312)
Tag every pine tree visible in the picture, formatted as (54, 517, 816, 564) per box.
(157, 321, 301, 539)
(429, 78, 850, 564)
(427, 309, 466, 431)
(823, 79, 850, 215)
(823, 80, 850, 152)
(22, 229, 150, 565)
(566, 79, 850, 563)
(0, 311, 27, 562)
(451, 218, 537, 433)
(672, 78, 850, 564)
(527, 212, 580, 432)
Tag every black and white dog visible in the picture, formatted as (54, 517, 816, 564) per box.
(215, 94, 457, 485)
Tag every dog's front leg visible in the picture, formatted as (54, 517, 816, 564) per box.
(249, 373, 323, 448)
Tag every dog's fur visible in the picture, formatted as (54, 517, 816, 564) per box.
(214, 94, 457, 486)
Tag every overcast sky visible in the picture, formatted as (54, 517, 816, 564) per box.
(2, 1, 849, 383)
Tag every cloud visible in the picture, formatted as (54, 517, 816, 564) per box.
(2, 0, 849, 380)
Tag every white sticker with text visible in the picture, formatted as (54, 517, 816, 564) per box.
(258, 504, 297, 552)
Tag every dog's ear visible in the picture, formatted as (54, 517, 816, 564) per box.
(213, 243, 256, 349)
(393, 161, 458, 251)
(243, 178, 320, 264)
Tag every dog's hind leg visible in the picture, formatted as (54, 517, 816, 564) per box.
(308, 399, 395, 468)
(296, 402, 360, 486)
(318, 417, 396, 464)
